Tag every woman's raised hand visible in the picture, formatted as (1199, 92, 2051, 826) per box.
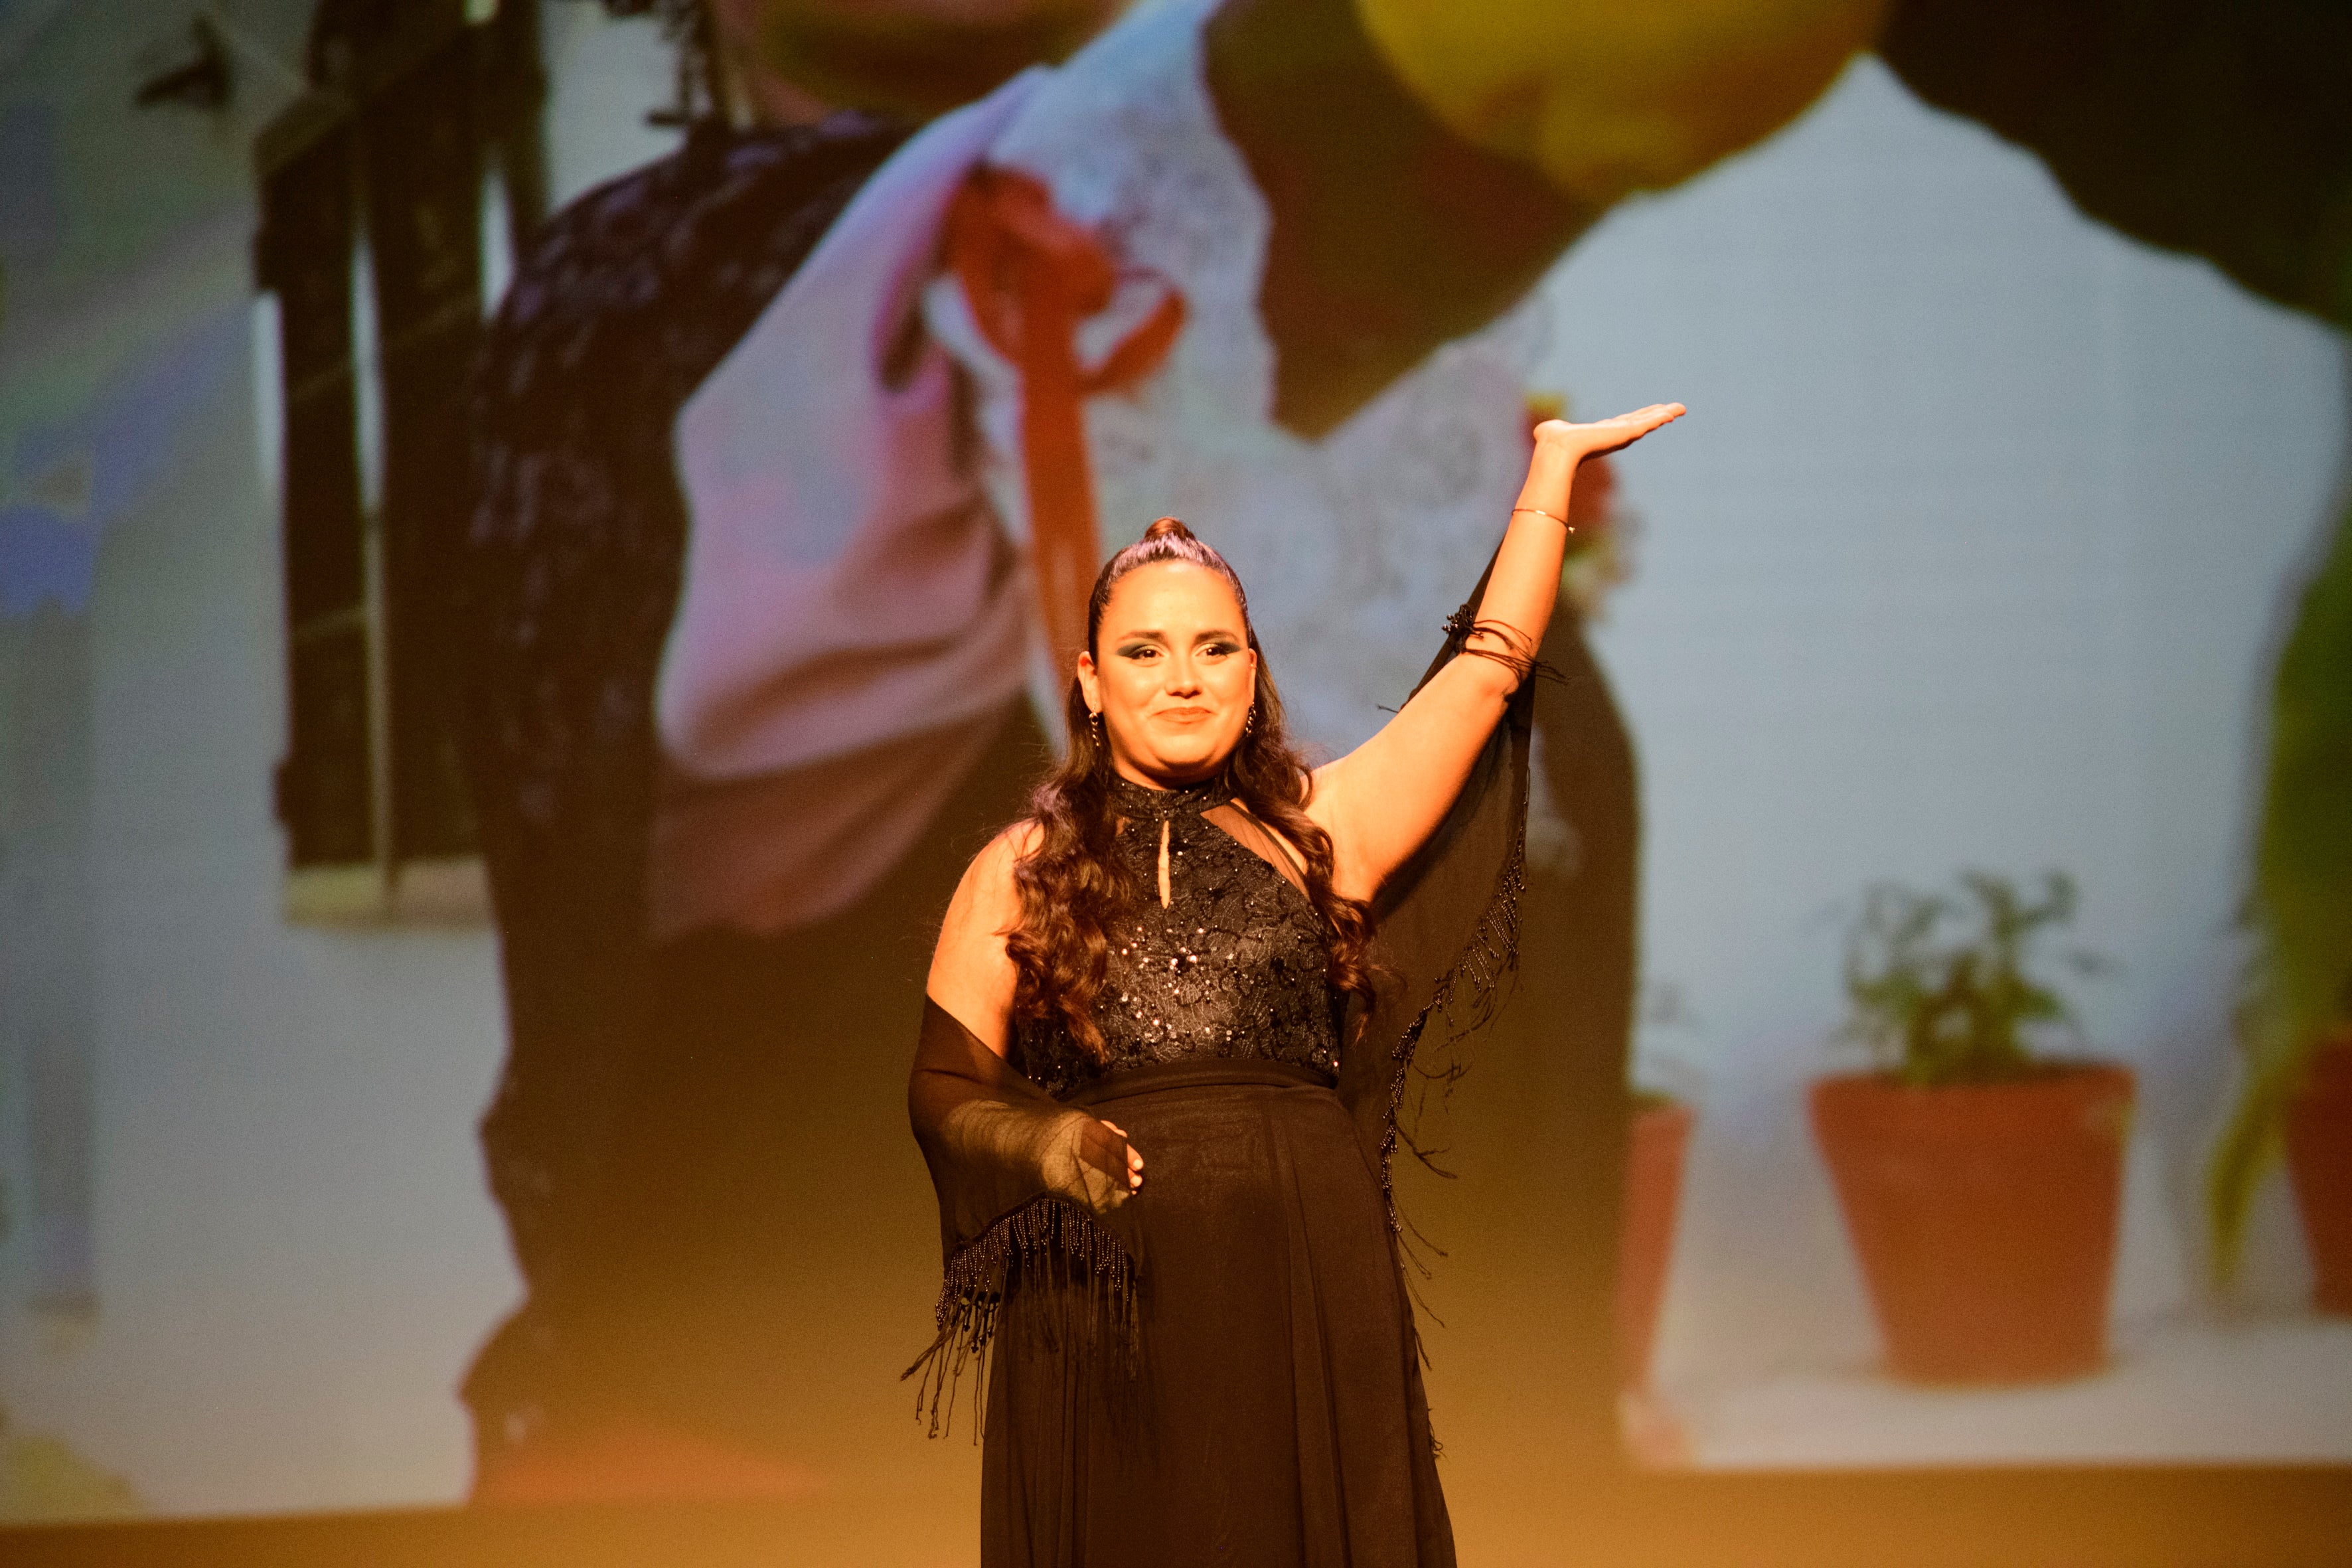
(1533, 402, 1686, 461)
(1305, 396, 1683, 906)
(1510, 402, 1683, 538)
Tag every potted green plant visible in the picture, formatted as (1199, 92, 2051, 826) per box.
(2282, 1027, 2352, 1314)
(1809, 870, 2131, 1383)
(1617, 1086, 1693, 1391)
(1616, 984, 1701, 1393)
(2207, 495, 2352, 1316)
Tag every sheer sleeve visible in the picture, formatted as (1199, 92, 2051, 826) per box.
(1337, 554, 1537, 1248)
(904, 1000, 1140, 1434)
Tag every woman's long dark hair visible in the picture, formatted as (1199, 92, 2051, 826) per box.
(1006, 518, 1376, 1060)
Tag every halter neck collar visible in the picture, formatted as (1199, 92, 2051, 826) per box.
(1105, 769, 1233, 822)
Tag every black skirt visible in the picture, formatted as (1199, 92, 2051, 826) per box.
(980, 1059, 1454, 1567)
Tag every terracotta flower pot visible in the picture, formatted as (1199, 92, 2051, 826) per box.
(2286, 1035, 2352, 1317)
(1809, 1064, 2134, 1383)
(1616, 1097, 1694, 1389)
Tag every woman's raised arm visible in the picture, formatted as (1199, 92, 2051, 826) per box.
(1306, 404, 1684, 903)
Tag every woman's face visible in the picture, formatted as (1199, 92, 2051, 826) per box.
(1077, 561, 1258, 788)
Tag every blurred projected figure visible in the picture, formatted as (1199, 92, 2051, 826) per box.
(452, 0, 1876, 1498)
(913, 404, 1679, 1563)
(441, 0, 2349, 1508)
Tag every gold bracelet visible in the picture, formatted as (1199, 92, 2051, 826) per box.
(1512, 505, 1575, 532)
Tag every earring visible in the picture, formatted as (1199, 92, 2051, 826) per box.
(1243, 703, 1256, 736)
(1089, 708, 1104, 740)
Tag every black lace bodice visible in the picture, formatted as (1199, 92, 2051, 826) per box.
(1017, 776, 1341, 1099)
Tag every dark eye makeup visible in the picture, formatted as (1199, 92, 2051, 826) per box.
(1116, 637, 1241, 658)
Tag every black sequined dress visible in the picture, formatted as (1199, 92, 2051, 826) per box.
(910, 630, 1533, 1567)
(1016, 775, 1342, 1097)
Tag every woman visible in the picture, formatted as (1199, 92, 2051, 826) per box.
(912, 402, 1684, 1563)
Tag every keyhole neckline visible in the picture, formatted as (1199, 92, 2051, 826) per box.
(1104, 770, 1233, 823)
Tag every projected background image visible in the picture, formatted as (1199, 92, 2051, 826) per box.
(0, 0, 2346, 1548)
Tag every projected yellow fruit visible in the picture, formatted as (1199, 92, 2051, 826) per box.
(1354, 0, 1889, 204)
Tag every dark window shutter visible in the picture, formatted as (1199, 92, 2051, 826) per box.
(364, 35, 483, 861)
(260, 124, 375, 869)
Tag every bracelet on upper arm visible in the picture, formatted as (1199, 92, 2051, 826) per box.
(1441, 613, 1541, 684)
(1511, 505, 1575, 532)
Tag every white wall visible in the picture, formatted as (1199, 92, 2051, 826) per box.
(1535, 58, 2345, 1403)
(538, 0, 682, 210)
(0, 211, 519, 1517)
(0, 0, 682, 1517)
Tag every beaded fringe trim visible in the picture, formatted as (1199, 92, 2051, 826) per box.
(903, 1196, 1138, 1441)
(1381, 775, 1530, 1279)
(1383, 620, 1543, 1253)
